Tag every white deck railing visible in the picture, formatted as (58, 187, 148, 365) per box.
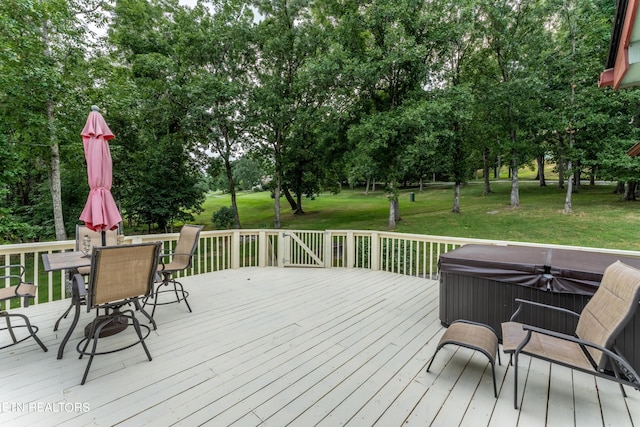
(3, 229, 640, 308)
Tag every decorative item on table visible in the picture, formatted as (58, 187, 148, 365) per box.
(82, 235, 91, 257)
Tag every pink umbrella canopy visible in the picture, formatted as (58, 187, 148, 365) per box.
(79, 106, 122, 232)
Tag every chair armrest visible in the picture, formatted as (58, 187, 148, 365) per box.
(0, 265, 31, 298)
(509, 298, 581, 322)
(13, 280, 35, 298)
(159, 252, 192, 259)
(0, 264, 26, 277)
(157, 252, 192, 271)
(520, 324, 640, 383)
(72, 274, 87, 298)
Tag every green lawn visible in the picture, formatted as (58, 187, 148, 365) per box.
(193, 179, 640, 252)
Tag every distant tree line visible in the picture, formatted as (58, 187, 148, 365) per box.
(2, 0, 640, 241)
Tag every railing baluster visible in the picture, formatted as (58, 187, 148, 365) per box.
(2, 229, 640, 309)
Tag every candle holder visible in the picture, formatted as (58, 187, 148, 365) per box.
(82, 235, 91, 257)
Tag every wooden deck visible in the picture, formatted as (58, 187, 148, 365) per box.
(1, 267, 640, 426)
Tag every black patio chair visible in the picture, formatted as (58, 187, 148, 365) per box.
(75, 242, 161, 385)
(143, 224, 202, 318)
(0, 264, 47, 352)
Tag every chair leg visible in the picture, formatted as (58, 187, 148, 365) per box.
(134, 299, 157, 330)
(610, 359, 629, 398)
(5, 314, 17, 344)
(79, 320, 99, 360)
(426, 346, 442, 373)
(514, 352, 519, 409)
(131, 314, 152, 362)
(174, 280, 192, 312)
(150, 282, 160, 319)
(53, 300, 74, 331)
(20, 313, 47, 352)
(78, 309, 153, 385)
(490, 360, 498, 398)
(142, 275, 191, 319)
(143, 281, 163, 319)
(1, 312, 47, 352)
(80, 319, 107, 385)
(80, 315, 116, 385)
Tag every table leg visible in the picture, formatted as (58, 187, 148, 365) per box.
(57, 276, 83, 360)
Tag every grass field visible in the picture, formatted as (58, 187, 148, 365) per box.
(193, 178, 640, 252)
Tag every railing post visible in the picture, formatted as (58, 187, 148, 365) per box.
(258, 231, 267, 268)
(277, 231, 286, 268)
(324, 231, 333, 268)
(371, 232, 379, 271)
(231, 230, 240, 269)
(346, 231, 354, 269)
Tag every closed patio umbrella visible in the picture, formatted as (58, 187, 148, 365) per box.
(79, 106, 122, 245)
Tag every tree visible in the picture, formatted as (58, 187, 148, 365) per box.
(108, 0, 206, 231)
(337, 0, 433, 227)
(249, 0, 330, 227)
(177, 0, 256, 228)
(430, 0, 482, 213)
(477, 0, 548, 208)
(0, 0, 105, 240)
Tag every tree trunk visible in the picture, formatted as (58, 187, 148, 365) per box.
(283, 187, 299, 213)
(224, 157, 241, 228)
(273, 178, 281, 228)
(536, 155, 546, 187)
(388, 198, 396, 229)
(452, 182, 461, 213)
(510, 153, 519, 207)
(483, 147, 491, 194)
(624, 182, 637, 201)
(557, 154, 565, 189)
(365, 177, 370, 194)
(49, 133, 66, 240)
(564, 159, 573, 212)
(565, 9, 577, 211)
(393, 198, 400, 221)
(295, 191, 304, 214)
(387, 182, 398, 228)
(43, 22, 66, 241)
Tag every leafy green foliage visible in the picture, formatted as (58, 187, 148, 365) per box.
(2, 0, 640, 241)
(211, 206, 237, 230)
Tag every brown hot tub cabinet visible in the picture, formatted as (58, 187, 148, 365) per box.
(438, 244, 640, 372)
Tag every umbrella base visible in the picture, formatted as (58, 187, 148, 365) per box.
(83, 316, 128, 338)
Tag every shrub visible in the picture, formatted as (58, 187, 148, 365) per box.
(211, 206, 235, 229)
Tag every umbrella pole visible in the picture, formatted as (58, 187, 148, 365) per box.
(101, 231, 106, 247)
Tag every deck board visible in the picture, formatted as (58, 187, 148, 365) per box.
(1, 267, 639, 426)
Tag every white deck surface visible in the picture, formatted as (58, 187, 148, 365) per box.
(1, 267, 639, 426)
